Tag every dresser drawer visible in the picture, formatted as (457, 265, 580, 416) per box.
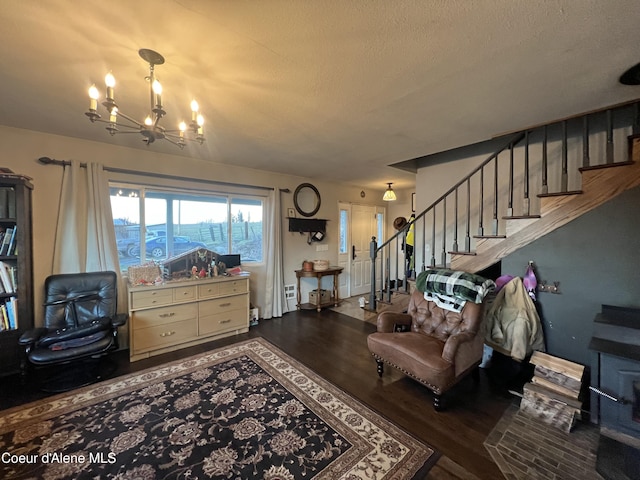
(219, 279, 248, 295)
(133, 318, 198, 353)
(132, 303, 198, 330)
(198, 294, 247, 315)
(131, 288, 173, 309)
(173, 285, 196, 302)
(197, 283, 220, 299)
(199, 308, 247, 336)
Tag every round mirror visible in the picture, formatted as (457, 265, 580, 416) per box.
(293, 183, 321, 217)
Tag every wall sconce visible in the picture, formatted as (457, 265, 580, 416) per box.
(383, 183, 397, 201)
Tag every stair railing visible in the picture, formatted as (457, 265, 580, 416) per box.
(369, 134, 524, 307)
(369, 99, 640, 310)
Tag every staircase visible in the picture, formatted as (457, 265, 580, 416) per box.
(370, 100, 640, 310)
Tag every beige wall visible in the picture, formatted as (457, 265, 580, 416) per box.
(0, 125, 393, 328)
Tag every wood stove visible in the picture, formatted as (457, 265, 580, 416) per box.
(589, 304, 640, 480)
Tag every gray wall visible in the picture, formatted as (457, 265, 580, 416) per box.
(501, 185, 640, 366)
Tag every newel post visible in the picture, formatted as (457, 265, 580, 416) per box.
(369, 236, 377, 310)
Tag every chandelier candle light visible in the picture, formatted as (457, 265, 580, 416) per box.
(85, 49, 204, 148)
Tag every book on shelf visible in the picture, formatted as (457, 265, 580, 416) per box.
(0, 188, 7, 218)
(9, 266, 16, 291)
(5, 297, 17, 329)
(6, 189, 15, 218)
(0, 227, 12, 255)
(0, 187, 14, 218)
(6, 226, 16, 256)
(0, 261, 15, 293)
(0, 305, 8, 331)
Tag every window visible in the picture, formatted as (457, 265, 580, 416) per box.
(376, 212, 384, 247)
(339, 209, 348, 254)
(110, 185, 264, 271)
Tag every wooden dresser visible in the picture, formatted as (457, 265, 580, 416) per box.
(128, 274, 250, 361)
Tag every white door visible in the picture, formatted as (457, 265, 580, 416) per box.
(338, 203, 385, 299)
(351, 204, 374, 296)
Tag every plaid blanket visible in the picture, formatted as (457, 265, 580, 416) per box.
(424, 292, 466, 312)
(416, 269, 495, 304)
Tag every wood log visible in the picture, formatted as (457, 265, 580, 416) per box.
(531, 367, 581, 399)
(530, 351, 584, 382)
(520, 382, 582, 433)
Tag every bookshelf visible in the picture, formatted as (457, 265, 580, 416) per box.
(0, 174, 33, 376)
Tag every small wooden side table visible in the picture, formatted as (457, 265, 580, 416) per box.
(295, 266, 344, 312)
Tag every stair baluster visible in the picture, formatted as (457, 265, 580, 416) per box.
(542, 126, 549, 194)
(478, 166, 484, 236)
(562, 121, 568, 192)
(582, 116, 590, 168)
(524, 131, 531, 215)
(452, 187, 459, 252)
(465, 178, 471, 252)
(606, 109, 614, 164)
(430, 209, 436, 267)
(441, 198, 447, 267)
(492, 155, 499, 235)
(508, 144, 515, 215)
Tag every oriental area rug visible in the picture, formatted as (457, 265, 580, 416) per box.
(0, 338, 437, 479)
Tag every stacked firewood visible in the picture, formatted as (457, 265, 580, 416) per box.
(519, 351, 585, 433)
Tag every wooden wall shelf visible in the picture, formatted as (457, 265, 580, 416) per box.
(288, 217, 327, 234)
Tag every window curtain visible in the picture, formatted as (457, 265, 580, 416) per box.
(263, 189, 285, 318)
(52, 160, 120, 275)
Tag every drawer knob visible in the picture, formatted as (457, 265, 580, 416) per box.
(160, 331, 176, 337)
(219, 302, 231, 307)
(159, 312, 175, 318)
(183, 291, 189, 295)
(220, 319, 231, 324)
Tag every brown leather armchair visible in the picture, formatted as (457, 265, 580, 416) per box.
(367, 289, 486, 410)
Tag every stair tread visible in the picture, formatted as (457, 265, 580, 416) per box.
(503, 215, 541, 219)
(538, 190, 583, 198)
(449, 251, 477, 256)
(578, 160, 634, 173)
(473, 235, 506, 239)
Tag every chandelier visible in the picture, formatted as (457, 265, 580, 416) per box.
(85, 49, 204, 148)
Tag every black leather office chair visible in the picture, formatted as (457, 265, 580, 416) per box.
(19, 271, 127, 391)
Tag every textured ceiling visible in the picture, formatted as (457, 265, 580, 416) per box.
(1, 1, 640, 189)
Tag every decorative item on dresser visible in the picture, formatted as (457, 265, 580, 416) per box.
(128, 274, 250, 361)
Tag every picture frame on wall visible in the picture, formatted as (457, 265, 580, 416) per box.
(411, 193, 416, 212)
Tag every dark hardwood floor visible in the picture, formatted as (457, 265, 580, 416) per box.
(0, 309, 515, 479)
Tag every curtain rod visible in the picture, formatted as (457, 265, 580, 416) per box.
(37, 157, 290, 193)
